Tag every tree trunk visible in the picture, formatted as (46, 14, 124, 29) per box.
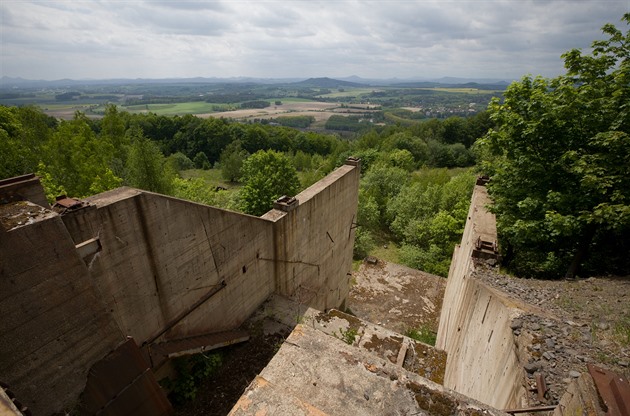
(564, 226, 597, 279)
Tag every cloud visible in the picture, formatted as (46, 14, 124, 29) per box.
(1, 0, 628, 80)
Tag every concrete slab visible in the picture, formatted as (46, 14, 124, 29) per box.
(230, 323, 508, 416)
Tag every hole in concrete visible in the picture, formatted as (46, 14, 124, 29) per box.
(242, 265, 247, 274)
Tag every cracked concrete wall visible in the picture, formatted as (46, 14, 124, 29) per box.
(436, 185, 527, 409)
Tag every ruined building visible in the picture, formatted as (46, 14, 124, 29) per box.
(1, 163, 628, 415)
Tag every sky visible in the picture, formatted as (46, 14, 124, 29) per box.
(1, 0, 629, 82)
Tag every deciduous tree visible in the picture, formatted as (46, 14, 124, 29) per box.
(240, 150, 299, 216)
(478, 14, 630, 278)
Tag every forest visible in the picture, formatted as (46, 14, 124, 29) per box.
(0, 102, 488, 276)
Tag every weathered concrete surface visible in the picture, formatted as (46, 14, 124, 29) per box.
(0, 205, 124, 415)
(310, 308, 446, 385)
(0, 162, 360, 414)
(61, 188, 276, 343)
(348, 259, 445, 335)
(0, 174, 50, 209)
(229, 321, 509, 416)
(436, 185, 528, 409)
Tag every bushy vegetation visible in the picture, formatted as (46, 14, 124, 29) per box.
(1, 98, 486, 275)
(477, 14, 630, 279)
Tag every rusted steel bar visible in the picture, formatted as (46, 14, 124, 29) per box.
(504, 405, 556, 414)
(144, 280, 226, 346)
(536, 372, 548, 402)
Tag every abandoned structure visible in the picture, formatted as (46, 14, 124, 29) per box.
(1, 163, 628, 415)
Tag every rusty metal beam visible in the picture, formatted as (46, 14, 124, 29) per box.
(588, 363, 630, 416)
(504, 405, 556, 414)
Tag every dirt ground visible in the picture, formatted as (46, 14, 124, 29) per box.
(172, 331, 288, 416)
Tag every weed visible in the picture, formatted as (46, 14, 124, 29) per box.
(405, 326, 437, 346)
(614, 318, 630, 346)
(339, 328, 358, 345)
(160, 352, 222, 405)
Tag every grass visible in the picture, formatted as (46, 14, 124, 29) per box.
(614, 317, 630, 346)
(180, 168, 233, 187)
(122, 101, 222, 115)
(405, 326, 437, 346)
(369, 236, 401, 264)
(317, 88, 378, 98)
(338, 328, 358, 345)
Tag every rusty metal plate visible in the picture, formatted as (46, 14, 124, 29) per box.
(588, 363, 630, 416)
(80, 338, 172, 416)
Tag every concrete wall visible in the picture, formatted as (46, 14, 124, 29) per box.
(61, 189, 276, 344)
(0, 203, 124, 415)
(436, 185, 527, 409)
(0, 162, 360, 414)
(263, 163, 359, 312)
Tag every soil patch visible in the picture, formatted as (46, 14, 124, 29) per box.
(172, 331, 288, 416)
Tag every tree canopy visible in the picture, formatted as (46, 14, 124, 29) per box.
(478, 14, 630, 278)
(240, 150, 299, 216)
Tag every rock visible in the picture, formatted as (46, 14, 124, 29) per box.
(618, 360, 629, 367)
(596, 322, 610, 330)
(524, 362, 539, 374)
(569, 371, 581, 378)
(510, 319, 523, 330)
(543, 351, 555, 360)
(545, 338, 556, 349)
(531, 323, 541, 331)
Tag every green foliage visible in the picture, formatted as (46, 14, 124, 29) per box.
(387, 170, 476, 276)
(338, 327, 358, 345)
(386, 149, 416, 172)
(274, 115, 315, 128)
(405, 326, 437, 346)
(240, 150, 299, 216)
(478, 14, 630, 278)
(220, 141, 248, 182)
(40, 115, 122, 198)
(353, 227, 375, 259)
(161, 352, 222, 406)
(360, 162, 409, 228)
(240, 100, 270, 109)
(193, 151, 211, 169)
(126, 128, 174, 194)
(171, 177, 216, 205)
(167, 152, 195, 171)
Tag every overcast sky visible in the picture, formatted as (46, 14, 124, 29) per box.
(1, 0, 628, 82)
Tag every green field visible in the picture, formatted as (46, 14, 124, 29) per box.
(317, 88, 379, 98)
(122, 101, 226, 115)
(423, 87, 502, 94)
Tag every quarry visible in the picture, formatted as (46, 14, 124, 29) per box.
(1, 162, 629, 416)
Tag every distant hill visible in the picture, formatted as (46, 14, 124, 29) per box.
(291, 77, 364, 88)
(390, 81, 509, 90)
